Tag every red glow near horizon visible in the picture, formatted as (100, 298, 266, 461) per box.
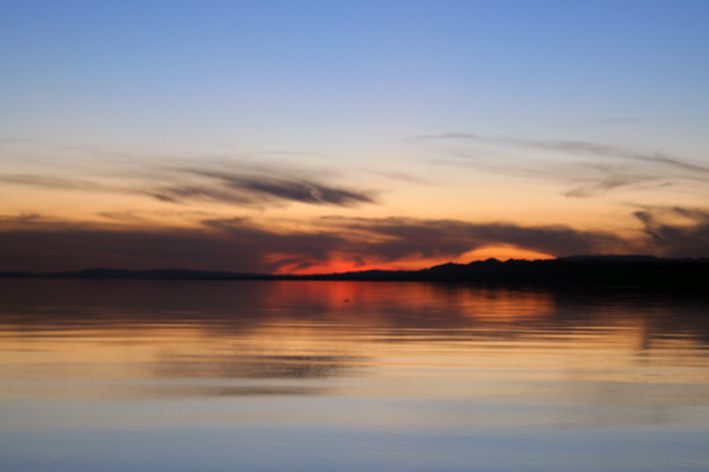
(271, 246, 556, 275)
(273, 259, 397, 276)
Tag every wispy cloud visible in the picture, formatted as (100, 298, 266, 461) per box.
(0, 163, 377, 209)
(364, 170, 429, 184)
(412, 133, 709, 198)
(157, 169, 376, 207)
(562, 173, 662, 199)
(0, 174, 121, 192)
(569, 117, 644, 127)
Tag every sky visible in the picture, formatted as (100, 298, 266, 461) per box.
(1, 0, 709, 273)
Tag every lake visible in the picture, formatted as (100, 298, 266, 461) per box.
(1, 279, 708, 471)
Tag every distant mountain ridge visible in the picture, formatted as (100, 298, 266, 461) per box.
(2, 256, 708, 291)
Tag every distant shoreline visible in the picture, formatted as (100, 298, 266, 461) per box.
(2, 256, 708, 292)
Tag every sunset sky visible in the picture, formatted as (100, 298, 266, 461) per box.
(2, 1, 709, 273)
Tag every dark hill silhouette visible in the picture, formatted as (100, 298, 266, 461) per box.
(2, 256, 708, 291)
(300, 256, 709, 290)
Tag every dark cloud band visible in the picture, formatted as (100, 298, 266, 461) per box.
(0, 214, 644, 273)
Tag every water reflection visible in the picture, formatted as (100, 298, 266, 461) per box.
(1, 280, 709, 471)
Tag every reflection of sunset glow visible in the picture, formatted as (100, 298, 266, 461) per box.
(455, 289, 555, 321)
(1, 279, 709, 454)
(2, 281, 709, 395)
(257, 281, 557, 324)
(2, 306, 709, 406)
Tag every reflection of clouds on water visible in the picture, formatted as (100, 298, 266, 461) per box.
(1, 279, 709, 345)
(154, 354, 366, 380)
(1, 279, 709, 432)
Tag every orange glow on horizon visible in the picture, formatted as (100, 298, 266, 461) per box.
(462, 245, 555, 263)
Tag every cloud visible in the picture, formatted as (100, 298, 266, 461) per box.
(0, 174, 122, 192)
(416, 133, 709, 170)
(571, 117, 644, 126)
(562, 174, 661, 198)
(156, 169, 376, 207)
(333, 217, 630, 261)
(0, 214, 635, 273)
(364, 170, 429, 184)
(11, 207, 709, 273)
(413, 133, 709, 198)
(0, 165, 377, 209)
(633, 206, 709, 258)
(0, 221, 264, 274)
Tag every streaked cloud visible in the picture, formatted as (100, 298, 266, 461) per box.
(413, 133, 709, 198)
(569, 117, 644, 127)
(155, 169, 376, 207)
(0, 162, 377, 209)
(0, 174, 123, 192)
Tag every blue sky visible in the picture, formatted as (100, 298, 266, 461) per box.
(2, 1, 709, 272)
(4, 1, 708, 146)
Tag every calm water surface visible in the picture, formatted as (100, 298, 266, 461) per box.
(1, 280, 708, 471)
